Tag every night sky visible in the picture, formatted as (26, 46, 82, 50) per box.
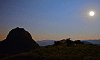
(0, 0, 100, 41)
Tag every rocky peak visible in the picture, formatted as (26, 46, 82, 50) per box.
(0, 27, 39, 54)
(6, 27, 32, 40)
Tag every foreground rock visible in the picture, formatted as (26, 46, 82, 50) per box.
(0, 27, 39, 54)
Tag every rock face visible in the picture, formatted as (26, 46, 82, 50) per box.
(0, 27, 39, 54)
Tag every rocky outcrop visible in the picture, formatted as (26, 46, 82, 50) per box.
(0, 27, 39, 54)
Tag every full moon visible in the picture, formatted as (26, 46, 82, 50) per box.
(89, 11, 94, 16)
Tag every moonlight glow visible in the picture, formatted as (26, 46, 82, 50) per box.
(89, 11, 94, 16)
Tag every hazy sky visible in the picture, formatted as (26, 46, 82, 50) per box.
(0, 0, 100, 41)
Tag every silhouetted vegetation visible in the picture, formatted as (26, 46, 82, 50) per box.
(65, 38, 74, 46)
(54, 41, 62, 45)
(0, 28, 100, 60)
(54, 38, 84, 46)
(74, 40, 84, 44)
(1, 43, 100, 60)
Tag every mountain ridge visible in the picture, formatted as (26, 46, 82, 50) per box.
(37, 39, 100, 46)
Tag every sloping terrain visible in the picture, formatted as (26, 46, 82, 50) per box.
(1, 43, 100, 60)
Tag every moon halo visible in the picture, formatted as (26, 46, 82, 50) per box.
(89, 11, 94, 16)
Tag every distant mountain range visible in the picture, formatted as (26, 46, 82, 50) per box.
(1, 39, 100, 46)
(36, 40, 59, 46)
(36, 39, 100, 46)
(81, 39, 100, 44)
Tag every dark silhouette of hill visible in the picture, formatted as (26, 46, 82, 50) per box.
(0, 27, 39, 54)
(54, 38, 84, 46)
(2, 42, 100, 60)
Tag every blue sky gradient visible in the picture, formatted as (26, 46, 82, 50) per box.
(0, 0, 100, 41)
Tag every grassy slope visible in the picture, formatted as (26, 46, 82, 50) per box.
(1, 44, 100, 60)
